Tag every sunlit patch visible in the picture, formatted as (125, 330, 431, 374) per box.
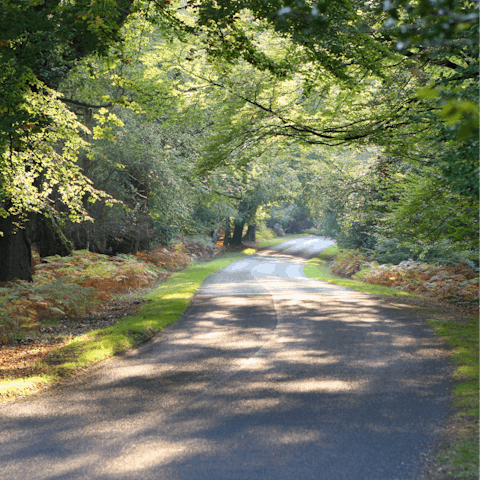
(226, 261, 251, 272)
(104, 439, 209, 473)
(230, 397, 283, 413)
(274, 378, 367, 393)
(250, 426, 326, 445)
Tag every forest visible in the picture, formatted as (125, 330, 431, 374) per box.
(0, 0, 478, 281)
(1, 4, 479, 473)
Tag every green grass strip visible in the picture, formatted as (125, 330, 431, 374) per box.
(427, 316, 479, 478)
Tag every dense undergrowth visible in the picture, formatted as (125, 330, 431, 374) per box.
(0, 241, 219, 345)
(316, 247, 479, 309)
(0, 250, 172, 345)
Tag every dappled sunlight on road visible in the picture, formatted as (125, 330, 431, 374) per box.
(0, 237, 450, 480)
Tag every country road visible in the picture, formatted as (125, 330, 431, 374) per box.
(0, 237, 450, 480)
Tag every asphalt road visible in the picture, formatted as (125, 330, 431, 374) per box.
(0, 237, 450, 480)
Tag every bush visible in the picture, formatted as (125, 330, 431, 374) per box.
(363, 261, 479, 304)
(369, 238, 417, 265)
(335, 222, 377, 251)
(369, 238, 479, 269)
(256, 227, 276, 242)
(0, 250, 165, 344)
(332, 250, 370, 278)
(266, 203, 314, 233)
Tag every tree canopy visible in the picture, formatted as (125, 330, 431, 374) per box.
(0, 0, 478, 280)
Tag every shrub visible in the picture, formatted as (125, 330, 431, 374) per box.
(363, 261, 479, 304)
(368, 238, 417, 265)
(332, 250, 370, 278)
(0, 250, 165, 344)
(256, 227, 276, 241)
(369, 237, 479, 269)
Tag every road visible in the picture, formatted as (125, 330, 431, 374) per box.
(0, 237, 450, 480)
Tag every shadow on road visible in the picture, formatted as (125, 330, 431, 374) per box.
(1, 292, 450, 480)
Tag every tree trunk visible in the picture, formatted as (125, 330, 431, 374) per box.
(223, 217, 231, 246)
(230, 220, 245, 245)
(0, 215, 32, 282)
(243, 224, 256, 242)
(31, 215, 73, 258)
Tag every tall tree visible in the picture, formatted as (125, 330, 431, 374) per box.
(153, 0, 478, 193)
(0, 0, 135, 280)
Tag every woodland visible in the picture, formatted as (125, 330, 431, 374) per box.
(0, 4, 479, 473)
(0, 0, 478, 282)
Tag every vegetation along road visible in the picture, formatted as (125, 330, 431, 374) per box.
(0, 237, 451, 480)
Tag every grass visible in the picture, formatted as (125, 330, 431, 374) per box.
(304, 247, 417, 297)
(426, 315, 479, 479)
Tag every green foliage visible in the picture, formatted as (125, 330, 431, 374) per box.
(303, 147, 385, 251)
(378, 167, 479, 254)
(0, 83, 115, 226)
(367, 238, 418, 265)
(385, 0, 479, 146)
(255, 227, 276, 242)
(303, 146, 478, 263)
(316, 244, 339, 261)
(0, 0, 134, 229)
(1, 0, 477, 290)
(153, 0, 479, 248)
(267, 202, 314, 234)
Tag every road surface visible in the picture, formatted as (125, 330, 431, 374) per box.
(0, 237, 450, 479)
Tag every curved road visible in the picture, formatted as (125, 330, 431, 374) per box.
(1, 237, 450, 480)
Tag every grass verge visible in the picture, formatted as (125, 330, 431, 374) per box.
(304, 245, 417, 297)
(0, 251, 249, 404)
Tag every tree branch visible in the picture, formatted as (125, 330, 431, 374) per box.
(61, 98, 113, 109)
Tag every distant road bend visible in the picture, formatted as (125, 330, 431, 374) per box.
(1, 237, 450, 480)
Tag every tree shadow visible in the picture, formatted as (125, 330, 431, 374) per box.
(0, 293, 451, 480)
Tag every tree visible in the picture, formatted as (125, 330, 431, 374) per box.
(0, 0, 134, 280)
(153, 0, 478, 193)
(2, 0, 477, 281)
